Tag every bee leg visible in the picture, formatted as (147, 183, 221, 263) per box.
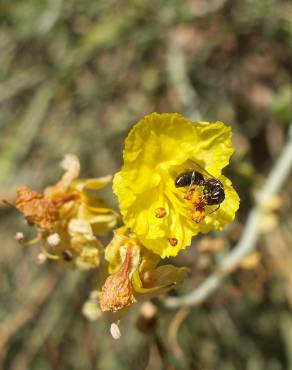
(207, 204, 220, 215)
(189, 170, 196, 189)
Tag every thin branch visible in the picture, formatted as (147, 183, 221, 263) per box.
(0, 275, 58, 360)
(166, 40, 201, 121)
(165, 124, 292, 308)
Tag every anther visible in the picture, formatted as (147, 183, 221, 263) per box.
(47, 233, 60, 247)
(167, 237, 178, 246)
(15, 232, 25, 242)
(37, 253, 47, 264)
(62, 250, 73, 261)
(155, 207, 167, 218)
(110, 322, 121, 340)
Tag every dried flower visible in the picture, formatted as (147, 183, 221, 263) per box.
(15, 154, 118, 269)
(99, 228, 188, 313)
(99, 246, 136, 312)
(16, 186, 59, 230)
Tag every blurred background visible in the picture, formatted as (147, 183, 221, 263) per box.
(0, 0, 292, 369)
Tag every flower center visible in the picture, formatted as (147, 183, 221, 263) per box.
(183, 188, 208, 223)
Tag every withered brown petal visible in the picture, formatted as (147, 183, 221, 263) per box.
(99, 248, 136, 312)
(16, 186, 59, 230)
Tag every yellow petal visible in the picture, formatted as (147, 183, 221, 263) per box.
(104, 229, 141, 274)
(132, 265, 188, 296)
(71, 175, 112, 192)
(77, 203, 118, 235)
(68, 219, 102, 269)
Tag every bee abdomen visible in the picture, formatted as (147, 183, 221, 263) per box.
(175, 171, 204, 188)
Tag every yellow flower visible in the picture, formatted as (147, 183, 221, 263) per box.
(113, 113, 239, 258)
(16, 154, 118, 269)
(99, 228, 187, 313)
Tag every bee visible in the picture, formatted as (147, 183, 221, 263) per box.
(175, 162, 225, 207)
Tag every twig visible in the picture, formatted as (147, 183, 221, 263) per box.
(0, 82, 56, 184)
(0, 275, 58, 360)
(9, 271, 85, 370)
(279, 312, 292, 370)
(0, 67, 45, 104)
(165, 124, 292, 308)
(166, 40, 201, 121)
(167, 307, 190, 368)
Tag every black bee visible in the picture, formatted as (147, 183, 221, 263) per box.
(175, 163, 225, 206)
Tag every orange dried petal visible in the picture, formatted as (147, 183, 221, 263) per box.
(16, 186, 59, 229)
(99, 247, 136, 312)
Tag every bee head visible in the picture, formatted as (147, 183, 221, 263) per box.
(203, 179, 225, 205)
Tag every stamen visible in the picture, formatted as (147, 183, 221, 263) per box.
(155, 207, 167, 218)
(188, 209, 205, 223)
(37, 252, 47, 264)
(47, 233, 61, 247)
(168, 237, 178, 246)
(110, 322, 121, 340)
(183, 189, 207, 224)
(62, 250, 73, 261)
(22, 237, 40, 246)
(40, 245, 60, 260)
(15, 232, 24, 242)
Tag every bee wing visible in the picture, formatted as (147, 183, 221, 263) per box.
(188, 160, 216, 180)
